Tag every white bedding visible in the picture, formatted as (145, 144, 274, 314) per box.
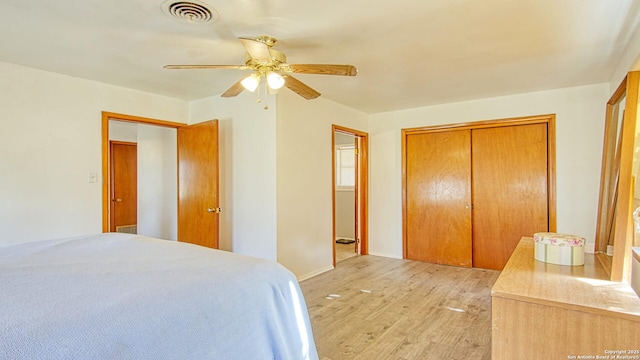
(0, 233, 318, 359)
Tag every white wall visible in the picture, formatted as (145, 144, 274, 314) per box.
(335, 190, 355, 240)
(276, 91, 368, 279)
(109, 121, 137, 142)
(137, 125, 177, 240)
(0, 61, 187, 244)
(189, 92, 278, 261)
(610, 14, 640, 89)
(368, 83, 611, 258)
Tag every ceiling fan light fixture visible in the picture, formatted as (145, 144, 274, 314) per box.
(241, 73, 260, 92)
(266, 72, 285, 90)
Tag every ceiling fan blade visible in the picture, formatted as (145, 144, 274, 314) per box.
(164, 65, 248, 70)
(239, 37, 272, 63)
(221, 78, 246, 98)
(284, 75, 321, 100)
(288, 64, 357, 76)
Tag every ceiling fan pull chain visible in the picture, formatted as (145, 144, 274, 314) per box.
(256, 76, 262, 104)
(263, 80, 269, 110)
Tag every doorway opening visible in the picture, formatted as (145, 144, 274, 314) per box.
(107, 119, 178, 239)
(332, 125, 369, 266)
(101, 112, 221, 248)
(102, 113, 184, 239)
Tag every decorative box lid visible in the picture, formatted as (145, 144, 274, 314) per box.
(533, 232, 585, 247)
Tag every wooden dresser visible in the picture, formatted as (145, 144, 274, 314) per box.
(491, 237, 640, 359)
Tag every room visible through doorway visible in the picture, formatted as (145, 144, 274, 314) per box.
(332, 125, 369, 266)
(108, 119, 177, 240)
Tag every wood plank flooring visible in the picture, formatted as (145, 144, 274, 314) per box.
(299, 255, 500, 360)
(336, 242, 358, 262)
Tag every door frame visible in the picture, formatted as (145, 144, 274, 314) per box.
(101, 111, 187, 232)
(332, 125, 369, 266)
(401, 114, 557, 259)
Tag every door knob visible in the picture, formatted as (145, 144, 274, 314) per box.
(207, 207, 222, 213)
(112, 198, 122, 202)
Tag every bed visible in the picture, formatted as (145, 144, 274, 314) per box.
(0, 233, 318, 359)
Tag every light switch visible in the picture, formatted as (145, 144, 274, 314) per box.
(88, 172, 98, 183)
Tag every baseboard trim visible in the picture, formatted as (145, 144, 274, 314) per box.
(584, 242, 595, 254)
(298, 265, 334, 282)
(368, 251, 403, 259)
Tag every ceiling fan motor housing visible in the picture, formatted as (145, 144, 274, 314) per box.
(245, 49, 287, 69)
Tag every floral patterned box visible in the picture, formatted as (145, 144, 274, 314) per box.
(533, 232, 585, 266)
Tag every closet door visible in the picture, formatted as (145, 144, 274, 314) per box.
(406, 130, 472, 266)
(471, 123, 549, 270)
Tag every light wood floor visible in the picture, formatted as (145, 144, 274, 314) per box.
(300, 255, 500, 360)
(336, 242, 358, 262)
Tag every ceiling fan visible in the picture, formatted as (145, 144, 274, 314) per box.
(164, 35, 357, 100)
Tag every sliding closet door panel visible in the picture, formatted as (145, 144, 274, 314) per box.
(471, 124, 549, 270)
(406, 130, 472, 266)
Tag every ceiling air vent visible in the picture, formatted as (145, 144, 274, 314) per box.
(161, 0, 219, 24)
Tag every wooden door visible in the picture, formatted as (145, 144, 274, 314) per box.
(406, 130, 473, 266)
(110, 142, 137, 232)
(177, 120, 219, 248)
(471, 123, 549, 270)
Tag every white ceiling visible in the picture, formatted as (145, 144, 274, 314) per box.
(1, 0, 639, 114)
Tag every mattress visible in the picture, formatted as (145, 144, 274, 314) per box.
(0, 233, 318, 359)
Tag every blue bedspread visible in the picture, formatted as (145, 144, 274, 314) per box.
(0, 233, 318, 359)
